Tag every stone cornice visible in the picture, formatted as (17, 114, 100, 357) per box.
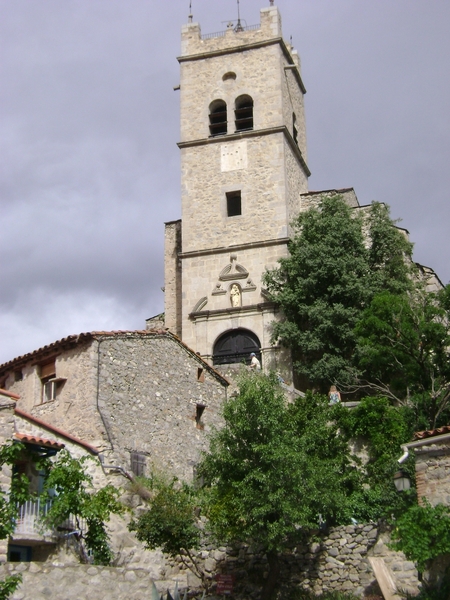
(189, 302, 277, 321)
(179, 237, 290, 259)
(178, 37, 306, 94)
(178, 126, 311, 178)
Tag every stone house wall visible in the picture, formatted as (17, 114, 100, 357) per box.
(0, 331, 229, 484)
(0, 392, 17, 562)
(2, 342, 104, 449)
(414, 441, 450, 506)
(95, 332, 228, 482)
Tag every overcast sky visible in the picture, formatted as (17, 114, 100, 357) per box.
(1, 0, 449, 364)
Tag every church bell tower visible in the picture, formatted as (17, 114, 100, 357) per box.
(164, 5, 310, 375)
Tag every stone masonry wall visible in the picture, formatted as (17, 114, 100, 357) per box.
(180, 7, 283, 58)
(0, 394, 16, 562)
(96, 333, 227, 482)
(4, 342, 105, 449)
(2, 523, 420, 600)
(179, 521, 419, 598)
(415, 443, 450, 506)
(164, 220, 182, 337)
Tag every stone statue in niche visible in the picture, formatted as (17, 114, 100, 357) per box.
(230, 284, 241, 307)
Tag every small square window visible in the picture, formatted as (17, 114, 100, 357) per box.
(14, 370, 23, 382)
(226, 191, 241, 217)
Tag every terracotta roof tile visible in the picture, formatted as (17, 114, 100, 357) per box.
(0, 330, 229, 387)
(14, 432, 65, 450)
(15, 408, 100, 455)
(414, 425, 450, 440)
(0, 388, 20, 400)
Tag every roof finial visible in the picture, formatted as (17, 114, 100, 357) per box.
(270, 0, 274, 6)
(188, 0, 193, 23)
(234, 0, 244, 32)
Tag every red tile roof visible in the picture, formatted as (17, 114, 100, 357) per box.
(15, 408, 100, 455)
(0, 388, 20, 400)
(0, 330, 229, 386)
(14, 432, 65, 451)
(414, 425, 450, 440)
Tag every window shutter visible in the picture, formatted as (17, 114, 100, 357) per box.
(130, 452, 146, 477)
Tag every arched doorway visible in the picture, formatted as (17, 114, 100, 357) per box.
(213, 329, 261, 366)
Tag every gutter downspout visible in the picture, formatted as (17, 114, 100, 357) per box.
(398, 432, 450, 463)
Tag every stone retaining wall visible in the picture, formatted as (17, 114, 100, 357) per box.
(191, 522, 419, 598)
(1, 522, 420, 599)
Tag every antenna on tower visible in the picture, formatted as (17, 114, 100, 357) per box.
(234, 0, 244, 32)
(188, 0, 193, 23)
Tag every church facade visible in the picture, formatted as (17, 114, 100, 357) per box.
(164, 5, 310, 378)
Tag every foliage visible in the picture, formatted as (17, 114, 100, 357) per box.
(198, 372, 364, 598)
(0, 442, 35, 598)
(0, 442, 32, 541)
(0, 575, 22, 600)
(128, 473, 204, 587)
(336, 397, 416, 520)
(390, 501, 450, 572)
(263, 196, 413, 390)
(129, 481, 200, 558)
(41, 450, 124, 565)
(354, 285, 450, 429)
(150, 581, 193, 600)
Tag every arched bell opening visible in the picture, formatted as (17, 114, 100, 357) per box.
(212, 328, 261, 366)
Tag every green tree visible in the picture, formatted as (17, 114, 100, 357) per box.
(263, 196, 413, 390)
(354, 285, 450, 429)
(390, 501, 450, 573)
(128, 476, 204, 587)
(0, 442, 30, 599)
(41, 450, 124, 565)
(198, 372, 362, 599)
(337, 397, 416, 521)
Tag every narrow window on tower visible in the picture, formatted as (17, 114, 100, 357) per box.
(209, 100, 227, 136)
(293, 113, 298, 145)
(235, 95, 253, 132)
(226, 191, 242, 217)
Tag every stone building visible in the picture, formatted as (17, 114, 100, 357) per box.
(165, 5, 310, 379)
(164, 5, 442, 384)
(402, 425, 450, 506)
(0, 389, 105, 563)
(0, 329, 228, 570)
(0, 330, 228, 484)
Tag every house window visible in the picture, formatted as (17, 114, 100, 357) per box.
(42, 379, 58, 403)
(40, 360, 56, 404)
(8, 545, 32, 562)
(130, 452, 146, 477)
(226, 191, 241, 217)
(235, 95, 253, 131)
(209, 100, 227, 136)
(197, 368, 205, 383)
(39, 360, 65, 404)
(14, 370, 23, 382)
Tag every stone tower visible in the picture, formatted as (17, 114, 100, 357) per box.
(164, 5, 310, 375)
